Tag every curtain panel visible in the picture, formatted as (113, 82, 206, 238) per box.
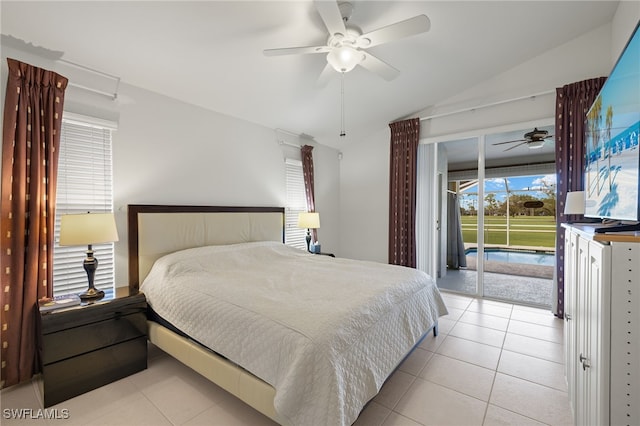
(301, 145, 317, 243)
(1, 59, 68, 387)
(388, 118, 420, 267)
(554, 76, 606, 318)
(447, 193, 467, 269)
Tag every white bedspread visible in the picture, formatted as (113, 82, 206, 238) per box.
(141, 241, 447, 426)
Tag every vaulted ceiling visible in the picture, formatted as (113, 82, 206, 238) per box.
(1, 1, 619, 153)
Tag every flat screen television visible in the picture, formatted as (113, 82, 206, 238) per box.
(584, 21, 640, 232)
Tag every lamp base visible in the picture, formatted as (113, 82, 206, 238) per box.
(79, 287, 105, 300)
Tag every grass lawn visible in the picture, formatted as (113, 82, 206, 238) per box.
(460, 215, 556, 248)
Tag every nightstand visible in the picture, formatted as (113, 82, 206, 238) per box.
(37, 291, 147, 407)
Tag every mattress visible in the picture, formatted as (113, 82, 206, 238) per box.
(140, 241, 447, 426)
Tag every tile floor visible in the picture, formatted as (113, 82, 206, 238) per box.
(1, 292, 573, 425)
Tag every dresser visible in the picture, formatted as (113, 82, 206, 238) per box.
(562, 224, 639, 426)
(37, 292, 147, 407)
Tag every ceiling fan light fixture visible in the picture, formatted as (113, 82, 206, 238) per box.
(327, 45, 362, 73)
(528, 140, 545, 149)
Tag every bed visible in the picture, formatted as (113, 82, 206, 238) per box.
(128, 204, 447, 426)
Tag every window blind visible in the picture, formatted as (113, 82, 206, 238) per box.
(52, 118, 115, 296)
(285, 158, 307, 250)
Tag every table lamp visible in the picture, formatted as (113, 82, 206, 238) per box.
(564, 191, 585, 216)
(297, 212, 320, 252)
(59, 212, 119, 300)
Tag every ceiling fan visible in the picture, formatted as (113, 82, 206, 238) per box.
(492, 128, 554, 152)
(263, 0, 431, 85)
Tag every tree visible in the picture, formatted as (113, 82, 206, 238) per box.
(606, 104, 614, 190)
(484, 193, 499, 215)
(586, 95, 603, 194)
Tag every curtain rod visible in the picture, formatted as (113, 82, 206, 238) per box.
(67, 82, 118, 100)
(57, 58, 121, 100)
(420, 89, 555, 121)
(278, 140, 301, 149)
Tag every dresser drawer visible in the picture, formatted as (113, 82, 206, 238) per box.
(42, 336, 147, 407)
(42, 312, 146, 365)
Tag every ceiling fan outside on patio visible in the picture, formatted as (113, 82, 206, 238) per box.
(263, 0, 431, 85)
(492, 128, 554, 151)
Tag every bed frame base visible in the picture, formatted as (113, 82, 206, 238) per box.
(148, 321, 281, 423)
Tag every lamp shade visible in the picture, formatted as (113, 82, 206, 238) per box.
(297, 212, 320, 229)
(59, 213, 119, 246)
(327, 45, 364, 73)
(564, 191, 585, 215)
(527, 140, 545, 149)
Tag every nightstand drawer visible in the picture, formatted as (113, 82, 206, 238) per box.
(42, 336, 147, 407)
(42, 312, 146, 364)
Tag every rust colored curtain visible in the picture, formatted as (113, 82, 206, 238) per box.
(554, 76, 606, 318)
(388, 118, 420, 267)
(1, 59, 68, 387)
(301, 145, 318, 243)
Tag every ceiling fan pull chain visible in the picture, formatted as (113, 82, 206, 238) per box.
(340, 71, 346, 137)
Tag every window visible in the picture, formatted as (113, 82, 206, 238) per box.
(52, 114, 116, 296)
(285, 158, 307, 250)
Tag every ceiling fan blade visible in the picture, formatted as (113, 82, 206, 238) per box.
(492, 139, 526, 146)
(503, 142, 528, 152)
(314, 0, 347, 36)
(359, 15, 430, 48)
(263, 45, 330, 56)
(359, 51, 400, 81)
(316, 63, 334, 87)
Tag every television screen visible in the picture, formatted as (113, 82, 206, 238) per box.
(584, 22, 640, 222)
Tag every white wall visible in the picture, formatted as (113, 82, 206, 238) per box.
(338, 12, 640, 263)
(1, 43, 341, 291)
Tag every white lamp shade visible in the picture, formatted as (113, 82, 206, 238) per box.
(297, 212, 320, 229)
(527, 140, 545, 149)
(327, 46, 363, 73)
(59, 213, 119, 246)
(564, 191, 585, 215)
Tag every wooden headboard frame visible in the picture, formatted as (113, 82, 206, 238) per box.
(127, 205, 285, 294)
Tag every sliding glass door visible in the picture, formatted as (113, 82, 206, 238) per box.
(430, 123, 556, 308)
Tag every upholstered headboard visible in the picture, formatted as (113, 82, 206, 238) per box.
(127, 205, 285, 294)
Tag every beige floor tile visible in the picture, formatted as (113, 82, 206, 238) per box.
(394, 378, 486, 426)
(420, 354, 495, 401)
(448, 322, 506, 348)
(374, 370, 416, 410)
(459, 311, 510, 331)
(498, 350, 567, 391)
(382, 412, 424, 426)
(181, 394, 277, 426)
(510, 308, 564, 329)
(483, 404, 547, 426)
(48, 376, 141, 425)
(354, 401, 391, 426)
(503, 333, 564, 363)
(436, 336, 502, 370)
(507, 319, 564, 343)
(441, 306, 465, 321)
(489, 373, 573, 425)
(435, 317, 456, 334)
(440, 295, 474, 311)
(398, 347, 434, 376)
(467, 301, 513, 318)
(417, 332, 447, 352)
(140, 374, 219, 425)
(82, 393, 172, 426)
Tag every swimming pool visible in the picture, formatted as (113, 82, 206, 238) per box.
(465, 248, 555, 266)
